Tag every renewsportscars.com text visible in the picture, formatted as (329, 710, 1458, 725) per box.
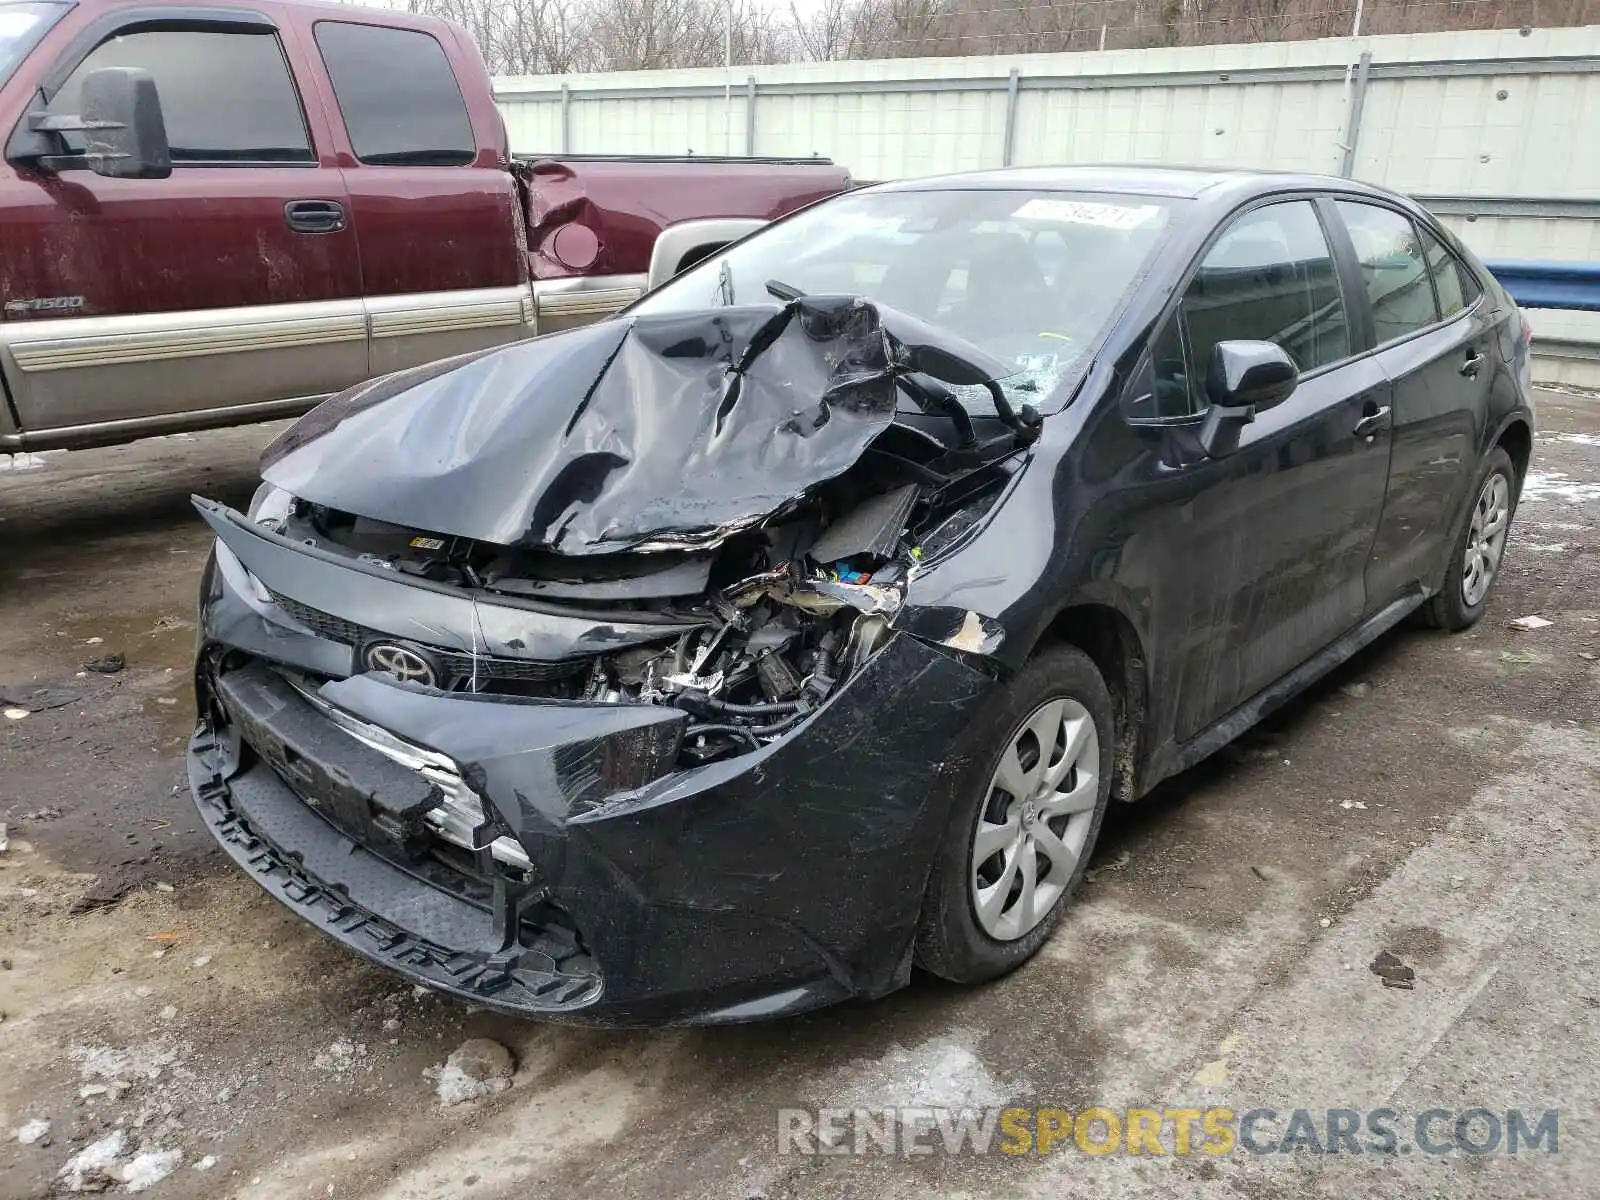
(777, 1106, 1559, 1157)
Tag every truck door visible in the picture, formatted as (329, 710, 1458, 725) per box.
(0, 10, 367, 443)
(299, 17, 529, 377)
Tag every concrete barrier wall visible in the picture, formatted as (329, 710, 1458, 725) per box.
(495, 25, 1600, 387)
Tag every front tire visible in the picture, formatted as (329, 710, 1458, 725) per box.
(1420, 447, 1518, 631)
(915, 644, 1114, 983)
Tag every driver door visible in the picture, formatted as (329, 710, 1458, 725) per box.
(0, 13, 366, 439)
(1134, 198, 1393, 741)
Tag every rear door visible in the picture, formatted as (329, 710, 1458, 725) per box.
(1333, 200, 1495, 608)
(297, 16, 530, 377)
(0, 10, 366, 438)
(1130, 198, 1394, 741)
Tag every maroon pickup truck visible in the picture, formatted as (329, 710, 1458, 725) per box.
(0, 0, 847, 452)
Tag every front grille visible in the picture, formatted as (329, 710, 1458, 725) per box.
(428, 648, 582, 683)
(269, 590, 586, 687)
(272, 592, 366, 645)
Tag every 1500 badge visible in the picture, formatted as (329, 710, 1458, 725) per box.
(4, 296, 85, 316)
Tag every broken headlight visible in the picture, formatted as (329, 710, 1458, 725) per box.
(246, 483, 296, 533)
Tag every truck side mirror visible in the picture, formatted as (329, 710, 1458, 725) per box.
(12, 67, 171, 179)
(79, 67, 171, 179)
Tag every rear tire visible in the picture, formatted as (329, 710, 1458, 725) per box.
(1419, 447, 1518, 632)
(915, 645, 1114, 983)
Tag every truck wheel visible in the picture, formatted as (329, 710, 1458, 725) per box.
(1419, 447, 1518, 632)
(915, 644, 1114, 983)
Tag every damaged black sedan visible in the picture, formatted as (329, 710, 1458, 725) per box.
(189, 168, 1534, 1024)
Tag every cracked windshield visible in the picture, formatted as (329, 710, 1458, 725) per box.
(631, 187, 1179, 412)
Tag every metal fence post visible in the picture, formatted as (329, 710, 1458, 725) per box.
(1002, 67, 1021, 167)
(560, 83, 572, 154)
(1339, 52, 1372, 177)
(746, 76, 758, 156)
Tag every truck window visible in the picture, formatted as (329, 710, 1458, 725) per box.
(313, 22, 474, 167)
(0, 1, 69, 89)
(46, 27, 313, 163)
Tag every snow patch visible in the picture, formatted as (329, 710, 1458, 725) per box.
(14, 1117, 50, 1144)
(0, 452, 52, 472)
(1521, 470, 1600, 507)
(820, 1030, 1018, 1112)
(120, 1148, 182, 1192)
(57, 1130, 125, 1192)
(70, 1040, 181, 1083)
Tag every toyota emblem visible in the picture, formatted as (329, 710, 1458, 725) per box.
(363, 641, 439, 687)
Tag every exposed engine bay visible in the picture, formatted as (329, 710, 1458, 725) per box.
(257, 433, 1014, 765)
(235, 293, 1038, 765)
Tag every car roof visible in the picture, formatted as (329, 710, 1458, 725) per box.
(870, 165, 1407, 206)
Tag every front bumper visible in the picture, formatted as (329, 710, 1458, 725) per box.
(190, 544, 996, 1025)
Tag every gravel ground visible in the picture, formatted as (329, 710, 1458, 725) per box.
(1, 397, 1598, 1199)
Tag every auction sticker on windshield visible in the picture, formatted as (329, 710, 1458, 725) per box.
(1013, 198, 1165, 230)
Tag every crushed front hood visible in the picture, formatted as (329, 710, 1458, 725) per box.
(260, 299, 904, 555)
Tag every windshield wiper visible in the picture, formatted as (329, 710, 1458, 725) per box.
(765, 279, 805, 301)
(716, 258, 735, 306)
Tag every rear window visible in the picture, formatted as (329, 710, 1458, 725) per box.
(1419, 227, 1478, 318)
(314, 22, 475, 166)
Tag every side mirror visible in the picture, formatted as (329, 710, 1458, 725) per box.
(80, 67, 171, 179)
(15, 67, 171, 179)
(1197, 340, 1298, 458)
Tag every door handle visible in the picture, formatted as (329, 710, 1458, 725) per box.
(1460, 351, 1485, 378)
(284, 199, 346, 234)
(1353, 405, 1391, 439)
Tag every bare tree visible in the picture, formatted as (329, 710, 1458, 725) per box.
(790, 0, 856, 60)
(406, 0, 1600, 73)
(848, 0, 957, 57)
(407, 0, 582, 72)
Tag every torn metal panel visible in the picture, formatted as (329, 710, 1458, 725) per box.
(260, 300, 903, 555)
(896, 605, 1008, 656)
(258, 294, 1027, 558)
(484, 552, 714, 602)
(806, 483, 919, 564)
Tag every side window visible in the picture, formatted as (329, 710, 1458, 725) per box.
(47, 28, 312, 163)
(314, 23, 474, 166)
(1141, 313, 1194, 419)
(1336, 202, 1440, 343)
(1419, 227, 1472, 318)
(1147, 200, 1349, 415)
